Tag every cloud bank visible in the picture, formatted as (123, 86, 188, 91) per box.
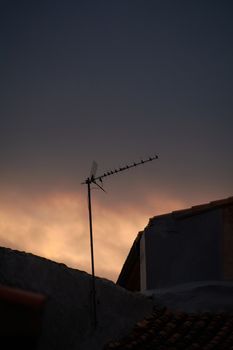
(0, 187, 187, 281)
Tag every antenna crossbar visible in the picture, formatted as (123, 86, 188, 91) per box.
(83, 155, 158, 185)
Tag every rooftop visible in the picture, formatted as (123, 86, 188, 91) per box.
(104, 305, 233, 350)
(148, 196, 233, 225)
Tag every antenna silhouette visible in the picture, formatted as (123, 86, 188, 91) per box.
(82, 154, 158, 329)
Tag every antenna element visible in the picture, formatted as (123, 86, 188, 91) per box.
(82, 154, 158, 329)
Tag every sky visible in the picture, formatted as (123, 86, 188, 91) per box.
(0, 0, 233, 281)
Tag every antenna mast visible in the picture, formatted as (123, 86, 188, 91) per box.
(82, 154, 158, 329)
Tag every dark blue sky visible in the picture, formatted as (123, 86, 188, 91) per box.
(1, 0, 233, 201)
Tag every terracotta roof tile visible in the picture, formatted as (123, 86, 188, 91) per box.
(104, 306, 233, 350)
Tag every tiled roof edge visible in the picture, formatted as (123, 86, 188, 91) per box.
(147, 196, 233, 226)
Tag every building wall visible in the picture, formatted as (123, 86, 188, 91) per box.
(117, 232, 141, 291)
(141, 209, 223, 290)
(223, 205, 233, 280)
(140, 233, 147, 291)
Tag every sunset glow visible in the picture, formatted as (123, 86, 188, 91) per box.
(1, 1, 232, 283)
(0, 189, 186, 281)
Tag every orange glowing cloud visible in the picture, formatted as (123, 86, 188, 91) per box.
(0, 188, 187, 281)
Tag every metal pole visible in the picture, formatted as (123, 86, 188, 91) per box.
(82, 155, 158, 329)
(87, 179, 97, 329)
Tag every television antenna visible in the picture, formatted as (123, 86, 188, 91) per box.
(82, 154, 158, 329)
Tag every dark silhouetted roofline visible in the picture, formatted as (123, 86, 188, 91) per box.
(148, 196, 233, 226)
